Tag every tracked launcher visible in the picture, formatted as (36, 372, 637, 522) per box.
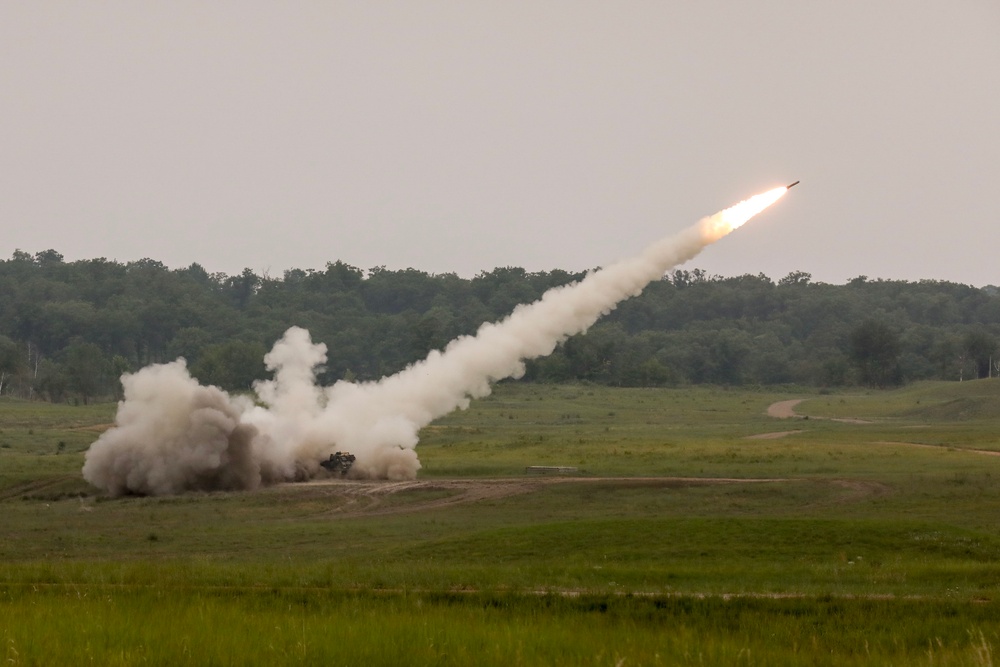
(320, 452, 356, 476)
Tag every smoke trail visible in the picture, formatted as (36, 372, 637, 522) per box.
(83, 187, 788, 495)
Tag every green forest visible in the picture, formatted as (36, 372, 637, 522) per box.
(1, 249, 998, 403)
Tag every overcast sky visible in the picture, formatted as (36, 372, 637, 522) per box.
(2, 2, 998, 286)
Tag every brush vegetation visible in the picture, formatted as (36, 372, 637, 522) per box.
(4, 382, 1000, 664)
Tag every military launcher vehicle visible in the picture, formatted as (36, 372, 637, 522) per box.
(320, 452, 356, 476)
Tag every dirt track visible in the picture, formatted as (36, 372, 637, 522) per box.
(280, 475, 884, 517)
(0, 475, 80, 502)
(763, 403, 1000, 457)
(765, 398, 872, 424)
(873, 441, 1000, 458)
(744, 430, 803, 440)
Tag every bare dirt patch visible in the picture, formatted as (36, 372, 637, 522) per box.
(766, 399, 805, 419)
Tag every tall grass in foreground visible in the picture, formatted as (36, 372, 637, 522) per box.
(2, 587, 999, 666)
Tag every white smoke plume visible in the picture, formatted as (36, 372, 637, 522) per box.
(83, 187, 788, 495)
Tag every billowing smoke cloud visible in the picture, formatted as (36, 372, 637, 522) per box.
(83, 187, 788, 495)
(81, 360, 286, 495)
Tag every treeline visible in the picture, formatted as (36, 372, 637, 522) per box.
(1, 250, 998, 403)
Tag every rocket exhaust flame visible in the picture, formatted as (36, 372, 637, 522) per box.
(700, 187, 788, 239)
(83, 185, 793, 495)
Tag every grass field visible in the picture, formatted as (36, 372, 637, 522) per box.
(3, 382, 1000, 665)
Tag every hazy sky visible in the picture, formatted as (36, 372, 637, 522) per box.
(3, 2, 998, 285)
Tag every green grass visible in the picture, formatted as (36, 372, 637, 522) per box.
(6, 382, 1000, 664)
(798, 379, 1000, 421)
(3, 587, 1000, 666)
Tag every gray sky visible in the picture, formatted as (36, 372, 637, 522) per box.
(2, 2, 998, 285)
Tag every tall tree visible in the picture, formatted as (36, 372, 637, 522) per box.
(0, 335, 22, 396)
(963, 329, 997, 379)
(849, 320, 902, 387)
(62, 341, 108, 405)
(191, 340, 267, 391)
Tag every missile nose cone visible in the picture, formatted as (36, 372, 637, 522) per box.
(787, 180, 800, 189)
